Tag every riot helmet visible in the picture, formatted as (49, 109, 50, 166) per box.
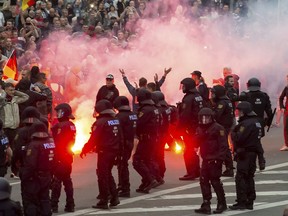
(95, 99, 115, 115)
(21, 106, 41, 124)
(55, 103, 75, 120)
(211, 85, 226, 99)
(114, 96, 131, 111)
(30, 122, 49, 138)
(236, 102, 257, 117)
(153, 91, 168, 106)
(180, 78, 196, 93)
(247, 78, 261, 91)
(0, 177, 11, 200)
(136, 89, 154, 105)
(198, 108, 214, 125)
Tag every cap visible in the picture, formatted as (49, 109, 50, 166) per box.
(106, 74, 114, 80)
(191, 70, 202, 77)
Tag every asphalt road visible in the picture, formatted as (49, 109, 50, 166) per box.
(9, 124, 288, 216)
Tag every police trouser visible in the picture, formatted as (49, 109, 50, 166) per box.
(183, 134, 200, 176)
(133, 135, 155, 184)
(22, 173, 52, 216)
(235, 152, 257, 204)
(3, 128, 18, 175)
(97, 151, 118, 201)
(154, 134, 167, 179)
(224, 127, 234, 170)
(0, 165, 8, 177)
(118, 143, 133, 192)
(284, 111, 288, 147)
(200, 160, 225, 203)
(51, 162, 74, 208)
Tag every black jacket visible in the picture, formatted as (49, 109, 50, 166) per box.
(213, 96, 234, 129)
(96, 84, 119, 104)
(0, 199, 23, 216)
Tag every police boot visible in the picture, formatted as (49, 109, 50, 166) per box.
(118, 189, 130, 198)
(213, 202, 227, 214)
(92, 199, 109, 209)
(142, 179, 159, 193)
(110, 196, 120, 207)
(64, 199, 75, 212)
(229, 202, 246, 210)
(51, 202, 58, 213)
(194, 200, 211, 214)
(246, 200, 254, 210)
(136, 181, 149, 193)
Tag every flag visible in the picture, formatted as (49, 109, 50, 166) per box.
(21, 0, 35, 11)
(3, 50, 18, 81)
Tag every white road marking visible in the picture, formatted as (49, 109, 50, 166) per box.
(257, 171, 288, 174)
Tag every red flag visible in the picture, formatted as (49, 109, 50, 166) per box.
(3, 50, 18, 81)
(22, 0, 35, 11)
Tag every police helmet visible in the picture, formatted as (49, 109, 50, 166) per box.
(0, 177, 11, 200)
(247, 78, 261, 92)
(236, 102, 257, 116)
(30, 122, 49, 138)
(151, 92, 160, 106)
(95, 99, 115, 115)
(180, 78, 196, 93)
(136, 89, 154, 105)
(114, 96, 131, 111)
(21, 106, 41, 124)
(198, 108, 214, 125)
(211, 85, 226, 98)
(153, 91, 168, 106)
(55, 103, 75, 120)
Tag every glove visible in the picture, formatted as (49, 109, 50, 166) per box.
(80, 151, 86, 159)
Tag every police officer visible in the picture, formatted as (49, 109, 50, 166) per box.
(80, 99, 121, 209)
(191, 71, 209, 103)
(178, 78, 204, 180)
(0, 119, 10, 177)
(133, 89, 160, 193)
(194, 108, 227, 214)
(13, 106, 41, 178)
(0, 177, 23, 215)
(211, 85, 235, 177)
(51, 103, 76, 213)
(238, 78, 273, 170)
(230, 102, 262, 210)
(21, 122, 55, 216)
(113, 96, 137, 198)
(152, 91, 171, 181)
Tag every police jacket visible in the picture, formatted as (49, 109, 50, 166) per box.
(136, 104, 160, 137)
(96, 84, 119, 104)
(196, 122, 227, 161)
(21, 137, 55, 181)
(178, 89, 204, 132)
(197, 81, 209, 103)
(159, 105, 171, 134)
(0, 199, 23, 216)
(224, 83, 238, 112)
(279, 86, 288, 110)
(116, 110, 137, 149)
(213, 96, 234, 129)
(0, 132, 9, 166)
(82, 114, 121, 154)
(51, 120, 76, 164)
(231, 116, 262, 153)
(239, 90, 273, 120)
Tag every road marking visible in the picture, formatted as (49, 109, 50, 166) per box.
(51, 161, 288, 215)
(257, 171, 288, 174)
(87, 203, 266, 215)
(147, 191, 288, 200)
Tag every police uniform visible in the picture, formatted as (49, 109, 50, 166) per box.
(178, 78, 204, 180)
(114, 96, 137, 197)
(133, 89, 160, 193)
(80, 99, 121, 209)
(230, 102, 262, 210)
(0, 127, 9, 177)
(195, 108, 228, 214)
(21, 122, 55, 216)
(211, 85, 235, 177)
(238, 78, 273, 170)
(50, 103, 76, 213)
(0, 177, 23, 215)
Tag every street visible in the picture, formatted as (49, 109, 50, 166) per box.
(9, 125, 288, 216)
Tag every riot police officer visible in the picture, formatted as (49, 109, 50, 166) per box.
(178, 78, 204, 180)
(0, 177, 23, 215)
(133, 89, 160, 193)
(113, 96, 137, 198)
(51, 103, 76, 213)
(194, 108, 228, 214)
(230, 102, 262, 210)
(238, 78, 273, 170)
(0, 119, 10, 177)
(80, 100, 121, 209)
(21, 122, 55, 216)
(152, 91, 171, 181)
(13, 106, 41, 178)
(211, 85, 235, 177)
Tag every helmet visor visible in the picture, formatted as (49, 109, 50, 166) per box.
(199, 115, 213, 125)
